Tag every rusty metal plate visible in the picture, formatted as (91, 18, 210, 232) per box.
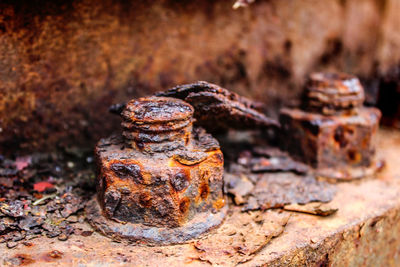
(225, 173, 337, 212)
(156, 81, 279, 133)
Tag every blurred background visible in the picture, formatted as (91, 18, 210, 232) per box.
(1, 0, 399, 155)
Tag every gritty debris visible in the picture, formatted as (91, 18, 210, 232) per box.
(193, 207, 290, 265)
(224, 172, 336, 213)
(222, 141, 336, 214)
(244, 173, 336, 211)
(224, 173, 254, 205)
(283, 202, 338, 216)
(0, 152, 95, 248)
(236, 146, 309, 174)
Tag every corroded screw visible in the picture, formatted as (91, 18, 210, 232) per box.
(87, 97, 226, 245)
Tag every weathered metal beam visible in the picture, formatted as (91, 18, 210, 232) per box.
(2, 128, 400, 266)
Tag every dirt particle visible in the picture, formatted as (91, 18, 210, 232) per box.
(81, 231, 93, 237)
(58, 233, 68, 241)
(48, 250, 63, 259)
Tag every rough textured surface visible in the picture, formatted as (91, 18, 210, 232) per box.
(303, 72, 365, 115)
(0, 152, 95, 247)
(225, 173, 337, 211)
(157, 81, 279, 132)
(86, 197, 228, 246)
(280, 107, 381, 179)
(1, 128, 400, 266)
(192, 208, 289, 266)
(233, 146, 310, 174)
(2, 208, 290, 266)
(91, 97, 226, 244)
(1, 0, 400, 153)
(95, 133, 225, 226)
(280, 72, 383, 179)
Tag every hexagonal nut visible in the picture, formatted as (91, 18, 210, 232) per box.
(95, 137, 225, 228)
(279, 107, 381, 174)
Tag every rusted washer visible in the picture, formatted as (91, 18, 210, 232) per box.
(86, 198, 227, 245)
(87, 97, 226, 245)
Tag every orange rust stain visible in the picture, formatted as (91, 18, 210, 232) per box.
(41, 250, 64, 262)
(361, 136, 370, 148)
(184, 132, 191, 146)
(179, 197, 190, 214)
(201, 169, 211, 179)
(168, 157, 196, 169)
(139, 192, 153, 208)
(167, 169, 191, 208)
(104, 159, 153, 185)
(203, 150, 224, 165)
(199, 182, 210, 200)
(12, 254, 35, 266)
(168, 160, 193, 183)
(347, 149, 362, 164)
(213, 198, 226, 210)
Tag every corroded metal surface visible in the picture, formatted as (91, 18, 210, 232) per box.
(223, 133, 337, 215)
(225, 173, 337, 212)
(2, 0, 400, 153)
(248, 129, 400, 266)
(90, 97, 226, 244)
(2, 129, 400, 266)
(280, 73, 382, 179)
(86, 197, 228, 246)
(280, 107, 382, 179)
(157, 81, 279, 133)
(234, 146, 310, 174)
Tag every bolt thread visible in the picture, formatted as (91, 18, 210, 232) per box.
(303, 72, 365, 115)
(121, 97, 194, 151)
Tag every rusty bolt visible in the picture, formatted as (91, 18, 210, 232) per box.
(303, 72, 365, 115)
(280, 72, 381, 179)
(87, 97, 226, 245)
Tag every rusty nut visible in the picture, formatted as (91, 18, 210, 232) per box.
(280, 72, 381, 179)
(87, 97, 226, 245)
